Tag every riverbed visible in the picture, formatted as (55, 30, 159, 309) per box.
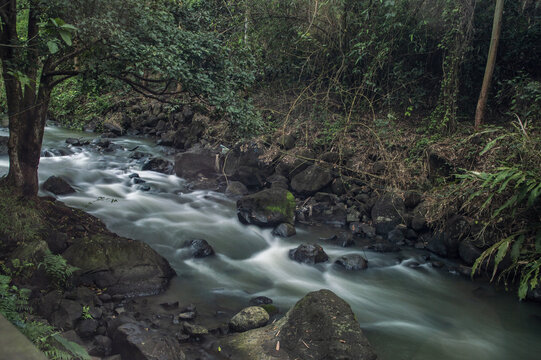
(1, 125, 541, 360)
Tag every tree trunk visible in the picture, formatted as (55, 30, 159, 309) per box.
(5, 86, 51, 197)
(474, 0, 505, 130)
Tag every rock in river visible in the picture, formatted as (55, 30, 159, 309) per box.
(62, 234, 175, 297)
(221, 289, 377, 360)
(288, 243, 328, 264)
(42, 176, 76, 195)
(229, 306, 270, 333)
(183, 239, 214, 258)
(335, 254, 368, 271)
(237, 188, 296, 227)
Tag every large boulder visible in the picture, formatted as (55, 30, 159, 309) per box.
(174, 148, 220, 180)
(288, 244, 329, 264)
(221, 289, 377, 360)
(237, 188, 296, 227)
(62, 234, 175, 296)
(0, 135, 8, 155)
(371, 194, 405, 235)
(291, 165, 334, 196)
(42, 176, 76, 195)
(113, 322, 186, 360)
(229, 306, 270, 333)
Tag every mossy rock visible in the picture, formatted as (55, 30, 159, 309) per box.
(63, 234, 175, 296)
(220, 289, 377, 360)
(237, 188, 296, 227)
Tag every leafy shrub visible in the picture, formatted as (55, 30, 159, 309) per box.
(455, 120, 541, 299)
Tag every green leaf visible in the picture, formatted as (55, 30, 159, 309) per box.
(47, 41, 59, 54)
(511, 236, 525, 261)
(59, 29, 72, 46)
(518, 279, 529, 300)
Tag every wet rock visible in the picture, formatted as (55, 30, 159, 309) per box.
(142, 157, 174, 175)
(174, 148, 220, 180)
(221, 289, 376, 360)
(371, 194, 405, 235)
(183, 239, 214, 258)
(42, 176, 76, 195)
(443, 216, 471, 258)
(249, 296, 273, 306)
(291, 165, 334, 196)
(425, 232, 447, 257)
(272, 223, 296, 238)
(288, 243, 329, 264)
(458, 238, 484, 266)
(63, 234, 175, 297)
(89, 335, 113, 357)
(335, 254, 368, 271)
(237, 188, 296, 227)
(225, 181, 249, 197)
(297, 200, 348, 227)
(113, 322, 186, 360)
(65, 138, 81, 146)
(229, 306, 270, 333)
(76, 318, 99, 338)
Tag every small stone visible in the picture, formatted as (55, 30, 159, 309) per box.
(248, 296, 273, 306)
(272, 223, 296, 238)
(114, 307, 125, 315)
(183, 239, 214, 258)
(160, 301, 179, 310)
(178, 312, 196, 321)
(183, 322, 208, 336)
(229, 306, 270, 333)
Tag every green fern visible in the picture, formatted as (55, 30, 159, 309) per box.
(39, 254, 77, 290)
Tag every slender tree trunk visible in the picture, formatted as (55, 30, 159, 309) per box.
(475, 0, 504, 130)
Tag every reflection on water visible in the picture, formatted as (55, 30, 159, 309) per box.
(1, 125, 541, 360)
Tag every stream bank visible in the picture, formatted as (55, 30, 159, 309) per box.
(2, 125, 541, 360)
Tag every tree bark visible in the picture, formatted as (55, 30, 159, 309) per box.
(474, 0, 505, 131)
(0, 0, 51, 197)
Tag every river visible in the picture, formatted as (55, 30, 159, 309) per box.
(1, 125, 541, 360)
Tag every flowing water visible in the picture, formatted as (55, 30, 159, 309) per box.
(1, 125, 541, 360)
